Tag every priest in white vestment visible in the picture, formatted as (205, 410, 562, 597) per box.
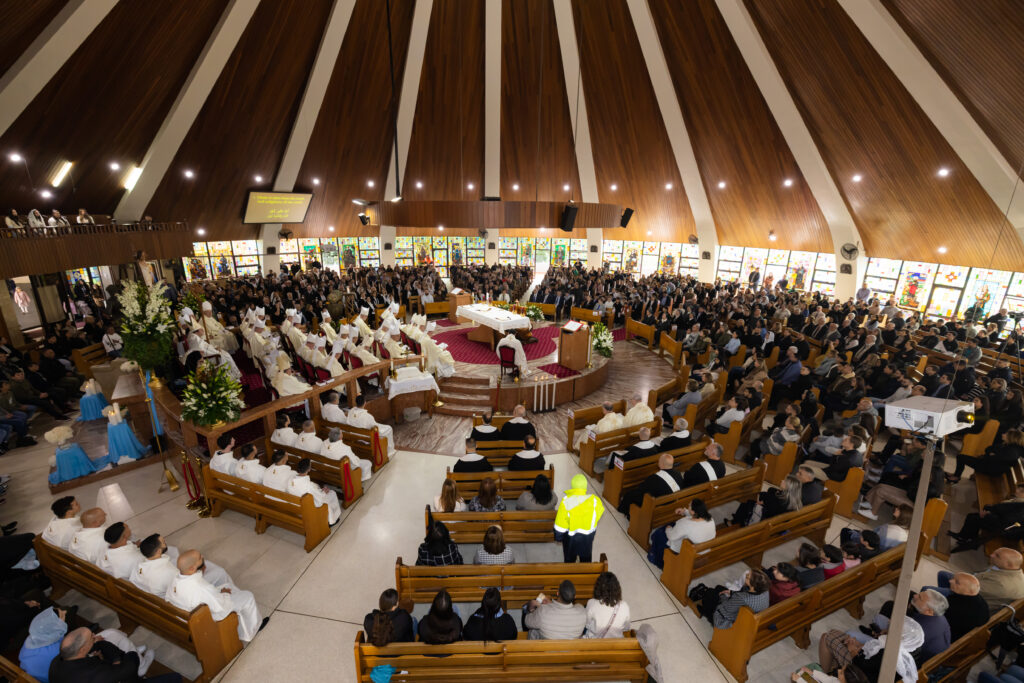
(321, 391, 347, 423)
(166, 549, 265, 642)
(41, 496, 82, 550)
(68, 507, 108, 564)
(200, 301, 238, 353)
(322, 427, 372, 481)
(497, 333, 528, 375)
(98, 522, 145, 579)
(320, 310, 337, 343)
(262, 451, 296, 501)
(354, 307, 374, 346)
(310, 335, 330, 370)
(270, 414, 299, 446)
(287, 458, 342, 524)
(576, 401, 625, 448)
(623, 394, 655, 427)
(295, 420, 323, 452)
(234, 446, 267, 483)
(188, 328, 241, 381)
(346, 395, 395, 456)
(271, 356, 311, 397)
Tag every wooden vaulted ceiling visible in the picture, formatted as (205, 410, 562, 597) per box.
(0, 0, 228, 216)
(744, 0, 1024, 270)
(2, 0, 1023, 266)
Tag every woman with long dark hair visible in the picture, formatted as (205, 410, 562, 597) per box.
(416, 514, 463, 566)
(515, 474, 557, 510)
(584, 572, 631, 638)
(417, 589, 463, 645)
(468, 477, 505, 512)
(462, 587, 517, 642)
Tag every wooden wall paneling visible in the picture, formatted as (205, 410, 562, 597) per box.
(401, 0, 485, 202)
(882, 0, 1024, 176)
(570, 0, 696, 244)
(144, 0, 334, 241)
(647, 0, 831, 252)
(0, 0, 229, 218)
(500, 0, 582, 213)
(295, 0, 416, 239)
(0, 0, 67, 77)
(373, 200, 621, 230)
(743, 0, 1024, 270)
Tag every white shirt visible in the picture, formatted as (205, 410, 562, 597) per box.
(296, 431, 324, 453)
(262, 464, 295, 492)
(515, 449, 543, 460)
(346, 407, 378, 430)
(69, 526, 109, 564)
(130, 555, 179, 595)
(287, 474, 340, 524)
(584, 598, 632, 638)
(210, 450, 236, 476)
(99, 543, 146, 579)
(593, 412, 624, 434)
(666, 513, 716, 553)
(235, 458, 267, 484)
(322, 403, 347, 423)
(42, 516, 82, 550)
(623, 403, 654, 427)
(102, 333, 123, 354)
(271, 428, 298, 446)
(165, 571, 232, 622)
(321, 439, 355, 462)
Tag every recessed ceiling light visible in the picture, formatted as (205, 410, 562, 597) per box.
(367, 179, 375, 187)
(540, 226, 545, 231)
(610, 184, 618, 191)
(783, 178, 794, 187)
(415, 181, 423, 189)
(254, 175, 263, 182)
(437, 225, 444, 231)
(312, 177, 320, 185)
(328, 225, 335, 232)
(39, 189, 52, 199)
(109, 162, 120, 171)
(664, 183, 673, 190)
(184, 169, 194, 179)
(467, 183, 475, 190)
(197, 227, 206, 236)
(717, 181, 726, 189)
(647, 230, 653, 236)
(852, 174, 862, 183)
(512, 183, 519, 191)
(937, 167, 950, 178)
(563, 184, 570, 191)
(8, 153, 22, 162)
(937, 246, 947, 254)
(768, 231, 778, 242)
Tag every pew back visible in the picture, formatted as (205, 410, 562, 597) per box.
(578, 417, 663, 478)
(602, 440, 709, 508)
(566, 399, 627, 453)
(318, 418, 389, 470)
(267, 440, 363, 507)
(446, 466, 554, 501)
(72, 342, 108, 377)
(427, 506, 557, 544)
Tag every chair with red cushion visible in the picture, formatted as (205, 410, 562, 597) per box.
(499, 346, 517, 377)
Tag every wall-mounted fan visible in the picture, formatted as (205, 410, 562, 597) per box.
(840, 242, 859, 260)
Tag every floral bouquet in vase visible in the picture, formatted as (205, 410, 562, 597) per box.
(591, 322, 614, 358)
(117, 281, 176, 374)
(181, 360, 245, 427)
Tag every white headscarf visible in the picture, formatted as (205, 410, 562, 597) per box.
(861, 617, 924, 683)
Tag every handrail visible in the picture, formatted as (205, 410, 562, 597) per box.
(0, 221, 190, 239)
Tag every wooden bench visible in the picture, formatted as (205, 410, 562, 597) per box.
(203, 466, 331, 552)
(578, 417, 663, 478)
(33, 536, 243, 682)
(472, 414, 514, 429)
(0, 656, 37, 683)
(625, 317, 654, 348)
(474, 439, 530, 468)
(706, 498, 947, 682)
(916, 598, 1024, 683)
(646, 368, 691, 413)
(658, 333, 684, 369)
(570, 306, 613, 329)
(762, 441, 799, 487)
(426, 505, 557, 544)
(627, 463, 767, 549)
(659, 495, 837, 609)
(394, 554, 607, 609)
(267, 440, 363, 507)
(823, 466, 866, 517)
(566, 399, 627, 453)
(535, 301, 558, 321)
(711, 410, 764, 464)
(375, 304, 407, 326)
(602, 439, 710, 509)
(976, 457, 1024, 553)
(317, 418, 390, 471)
(71, 342, 109, 378)
(446, 465, 554, 501)
(423, 300, 449, 317)
(354, 631, 649, 683)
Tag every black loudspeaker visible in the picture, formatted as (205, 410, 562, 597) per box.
(267, 246, 276, 255)
(590, 245, 598, 253)
(620, 208, 634, 227)
(840, 264, 852, 274)
(702, 251, 711, 260)
(384, 243, 392, 250)
(488, 242, 496, 250)
(560, 204, 578, 232)
(358, 212, 370, 226)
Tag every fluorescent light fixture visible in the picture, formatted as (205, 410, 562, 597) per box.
(51, 161, 73, 187)
(783, 178, 794, 187)
(717, 181, 726, 189)
(124, 166, 143, 190)
(39, 189, 52, 199)
(415, 181, 423, 189)
(8, 153, 22, 162)
(109, 162, 120, 171)
(467, 183, 475, 190)
(352, 199, 368, 206)
(437, 225, 444, 231)
(390, 196, 401, 202)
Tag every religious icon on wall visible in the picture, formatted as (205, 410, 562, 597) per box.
(214, 256, 231, 278)
(793, 266, 807, 290)
(660, 254, 676, 275)
(451, 242, 463, 265)
(899, 270, 927, 310)
(625, 249, 639, 273)
(415, 244, 433, 265)
(342, 246, 357, 269)
(187, 258, 208, 281)
(552, 244, 566, 268)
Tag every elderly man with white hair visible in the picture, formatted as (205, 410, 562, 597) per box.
(623, 393, 654, 427)
(200, 300, 238, 353)
(320, 310, 337, 342)
(383, 319, 409, 359)
(322, 427, 372, 481)
(347, 394, 395, 456)
(295, 419, 324, 452)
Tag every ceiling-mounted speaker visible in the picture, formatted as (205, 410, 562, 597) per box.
(357, 212, 370, 226)
(560, 204, 578, 232)
(488, 242, 496, 250)
(590, 245, 598, 253)
(267, 246, 276, 255)
(620, 208, 634, 227)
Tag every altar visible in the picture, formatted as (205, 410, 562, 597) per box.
(455, 303, 531, 350)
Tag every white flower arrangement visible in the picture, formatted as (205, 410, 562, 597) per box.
(116, 281, 176, 370)
(44, 425, 74, 446)
(120, 360, 139, 373)
(591, 322, 614, 358)
(180, 360, 246, 427)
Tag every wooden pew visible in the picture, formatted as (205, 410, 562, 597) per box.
(0, 656, 37, 683)
(445, 465, 554, 501)
(374, 304, 406, 326)
(317, 418, 390, 471)
(659, 495, 837, 609)
(71, 342, 108, 378)
(727, 344, 748, 369)
(823, 466, 866, 517)
(535, 301, 557, 321)
(472, 413, 514, 429)
(394, 554, 607, 609)
(570, 305, 613, 329)
(711, 410, 763, 464)
(423, 300, 449, 317)
(659, 332, 684, 369)
(354, 631, 649, 683)
(975, 458, 1024, 553)
(578, 416, 663, 478)
(646, 367, 691, 413)
(202, 466, 331, 552)
(566, 399, 627, 453)
(474, 439, 528, 468)
(706, 498, 947, 682)
(627, 463, 767, 549)
(266, 440, 363, 507)
(762, 441, 799, 487)
(33, 537, 243, 682)
(427, 505, 557, 544)
(602, 439, 710, 509)
(916, 599, 1024, 683)
(625, 317, 655, 348)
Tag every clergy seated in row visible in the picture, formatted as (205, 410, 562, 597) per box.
(623, 394, 655, 427)
(323, 427, 372, 481)
(131, 533, 231, 597)
(593, 427, 659, 475)
(319, 309, 337, 343)
(186, 327, 241, 381)
(507, 435, 545, 471)
(262, 450, 295, 494)
(347, 394, 395, 456)
(41, 496, 81, 550)
(234, 445, 266, 484)
(321, 391, 347, 423)
(98, 522, 146, 579)
(288, 458, 342, 525)
(68, 507, 109, 564)
(470, 412, 502, 441)
(199, 300, 238, 354)
(682, 442, 726, 488)
(282, 310, 306, 350)
(500, 404, 536, 441)
(354, 306, 374, 345)
(617, 452, 687, 516)
(454, 438, 493, 473)
(210, 434, 238, 476)
(656, 418, 693, 452)
(270, 353, 311, 397)
(166, 549, 268, 642)
(271, 414, 298, 446)
(295, 420, 324, 453)
(577, 401, 624, 448)
(406, 316, 455, 378)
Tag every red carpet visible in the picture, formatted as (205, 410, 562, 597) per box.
(432, 319, 457, 328)
(613, 328, 627, 341)
(433, 325, 561, 365)
(537, 363, 579, 378)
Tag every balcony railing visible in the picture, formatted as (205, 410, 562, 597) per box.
(1, 221, 190, 239)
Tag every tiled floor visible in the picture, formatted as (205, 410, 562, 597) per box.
(0, 341, 1005, 682)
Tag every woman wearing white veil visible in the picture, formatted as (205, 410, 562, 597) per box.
(816, 616, 924, 682)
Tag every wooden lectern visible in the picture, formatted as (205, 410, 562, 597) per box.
(558, 325, 590, 371)
(448, 292, 472, 322)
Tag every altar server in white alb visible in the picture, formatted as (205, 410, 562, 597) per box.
(41, 496, 81, 550)
(200, 301, 238, 353)
(497, 333, 528, 375)
(322, 427, 372, 481)
(295, 420, 324, 452)
(166, 549, 267, 642)
(68, 507, 108, 564)
(346, 394, 395, 456)
(287, 458, 342, 524)
(98, 522, 146, 579)
(234, 444, 266, 483)
(270, 414, 299, 446)
(262, 450, 296, 498)
(209, 434, 237, 476)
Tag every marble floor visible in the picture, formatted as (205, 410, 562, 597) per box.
(0, 341, 1006, 682)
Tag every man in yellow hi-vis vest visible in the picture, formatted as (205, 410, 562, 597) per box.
(554, 474, 605, 562)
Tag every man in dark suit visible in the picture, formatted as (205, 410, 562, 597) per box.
(681, 442, 726, 488)
(470, 412, 503, 442)
(617, 452, 687, 516)
(499, 404, 536, 441)
(49, 626, 181, 682)
(657, 418, 692, 452)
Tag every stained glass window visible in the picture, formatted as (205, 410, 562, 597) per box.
(740, 247, 768, 283)
(787, 251, 816, 290)
(659, 242, 681, 275)
(959, 268, 1012, 320)
(895, 261, 937, 312)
